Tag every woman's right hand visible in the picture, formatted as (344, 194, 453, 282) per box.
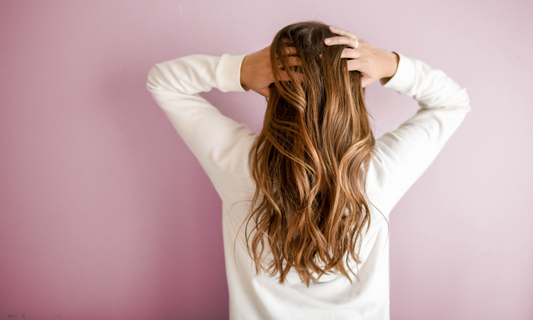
(324, 26, 399, 88)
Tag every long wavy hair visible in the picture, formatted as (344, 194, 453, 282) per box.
(241, 21, 376, 287)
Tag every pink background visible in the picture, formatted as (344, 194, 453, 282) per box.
(1, 1, 532, 319)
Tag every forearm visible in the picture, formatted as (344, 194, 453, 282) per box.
(369, 52, 471, 213)
(147, 54, 247, 96)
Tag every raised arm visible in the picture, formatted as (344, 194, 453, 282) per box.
(324, 26, 471, 216)
(369, 53, 470, 215)
(146, 54, 257, 202)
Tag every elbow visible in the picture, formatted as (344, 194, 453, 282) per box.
(461, 88, 472, 114)
(146, 64, 164, 93)
(453, 87, 471, 114)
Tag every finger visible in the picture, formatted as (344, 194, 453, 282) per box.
(324, 36, 358, 48)
(361, 78, 372, 88)
(329, 26, 357, 39)
(346, 59, 362, 72)
(347, 62, 371, 88)
(340, 48, 360, 59)
(258, 87, 270, 97)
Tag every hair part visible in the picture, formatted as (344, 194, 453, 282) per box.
(240, 21, 376, 287)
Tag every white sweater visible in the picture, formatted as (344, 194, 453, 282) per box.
(146, 51, 471, 320)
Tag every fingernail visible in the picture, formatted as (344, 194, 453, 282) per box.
(329, 26, 336, 30)
(324, 39, 331, 44)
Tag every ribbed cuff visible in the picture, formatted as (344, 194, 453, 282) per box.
(217, 54, 247, 93)
(383, 51, 417, 95)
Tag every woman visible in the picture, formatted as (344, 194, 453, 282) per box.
(146, 21, 470, 320)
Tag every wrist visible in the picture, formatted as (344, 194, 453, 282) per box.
(380, 51, 399, 85)
(386, 52, 400, 78)
(240, 55, 251, 91)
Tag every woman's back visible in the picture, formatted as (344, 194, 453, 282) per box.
(146, 22, 470, 320)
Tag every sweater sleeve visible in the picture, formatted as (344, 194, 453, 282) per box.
(366, 52, 471, 216)
(146, 54, 257, 202)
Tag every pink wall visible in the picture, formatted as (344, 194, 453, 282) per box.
(1, 1, 532, 319)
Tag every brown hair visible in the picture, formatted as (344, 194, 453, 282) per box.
(241, 21, 376, 286)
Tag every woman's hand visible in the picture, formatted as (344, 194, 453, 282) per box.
(240, 46, 296, 97)
(240, 46, 275, 97)
(324, 26, 399, 88)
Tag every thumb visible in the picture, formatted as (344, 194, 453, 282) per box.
(257, 87, 271, 97)
(361, 76, 375, 88)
